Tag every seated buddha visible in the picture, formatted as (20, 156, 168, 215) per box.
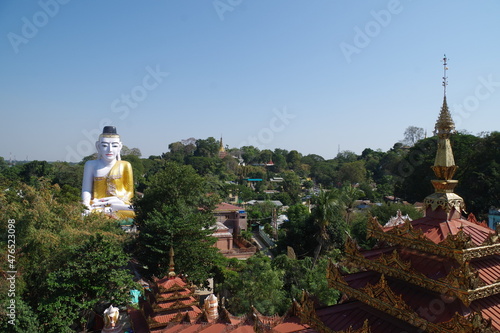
(81, 126, 135, 219)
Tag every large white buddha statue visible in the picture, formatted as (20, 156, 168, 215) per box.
(82, 126, 135, 219)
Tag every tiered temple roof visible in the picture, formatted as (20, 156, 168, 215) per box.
(315, 56, 500, 332)
(129, 248, 313, 332)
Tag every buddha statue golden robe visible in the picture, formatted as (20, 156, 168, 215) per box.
(82, 126, 135, 219)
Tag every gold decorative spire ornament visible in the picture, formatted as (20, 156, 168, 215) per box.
(424, 55, 465, 217)
(218, 135, 227, 158)
(432, 55, 457, 180)
(168, 246, 176, 279)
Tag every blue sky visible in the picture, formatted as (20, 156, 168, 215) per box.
(1, 0, 500, 162)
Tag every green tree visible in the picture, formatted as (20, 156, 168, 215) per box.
(194, 137, 219, 158)
(134, 162, 221, 285)
(19, 160, 54, 185)
(240, 146, 260, 165)
(0, 297, 40, 333)
(339, 184, 365, 225)
(275, 205, 316, 257)
(281, 170, 302, 204)
(121, 145, 142, 157)
(272, 255, 340, 306)
(311, 189, 346, 263)
(38, 234, 136, 333)
(286, 150, 302, 171)
(337, 160, 366, 185)
(222, 254, 287, 315)
(369, 202, 423, 226)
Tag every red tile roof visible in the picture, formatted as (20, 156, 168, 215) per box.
(315, 301, 421, 333)
(471, 255, 500, 285)
(215, 202, 244, 212)
(407, 216, 495, 245)
(471, 293, 500, 331)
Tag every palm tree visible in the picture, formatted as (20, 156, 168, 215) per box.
(311, 185, 365, 265)
(311, 189, 341, 265)
(340, 184, 365, 225)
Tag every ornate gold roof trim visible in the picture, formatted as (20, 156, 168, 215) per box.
(327, 262, 493, 333)
(438, 312, 495, 333)
(344, 237, 500, 305)
(327, 263, 427, 331)
(293, 291, 371, 333)
(423, 192, 465, 212)
(368, 217, 500, 264)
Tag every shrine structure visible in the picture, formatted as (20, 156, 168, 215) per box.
(313, 56, 500, 332)
(128, 248, 312, 333)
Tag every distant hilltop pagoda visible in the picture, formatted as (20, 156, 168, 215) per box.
(311, 55, 500, 332)
(218, 136, 227, 159)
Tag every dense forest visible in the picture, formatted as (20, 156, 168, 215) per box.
(1, 130, 499, 332)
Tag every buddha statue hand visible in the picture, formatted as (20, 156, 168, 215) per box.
(90, 196, 133, 212)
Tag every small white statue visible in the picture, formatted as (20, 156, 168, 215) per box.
(102, 305, 122, 332)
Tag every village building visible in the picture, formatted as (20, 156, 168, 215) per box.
(212, 202, 256, 259)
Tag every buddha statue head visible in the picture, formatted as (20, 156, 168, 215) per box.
(96, 126, 122, 162)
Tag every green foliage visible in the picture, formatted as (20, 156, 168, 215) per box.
(0, 177, 131, 332)
(0, 297, 40, 333)
(240, 230, 253, 242)
(276, 204, 316, 257)
(272, 255, 340, 306)
(349, 212, 376, 250)
(194, 137, 219, 158)
(19, 160, 54, 185)
(221, 254, 288, 315)
(281, 170, 302, 204)
(136, 205, 220, 285)
(134, 161, 217, 218)
(240, 146, 260, 164)
(246, 201, 276, 223)
(337, 160, 366, 185)
(38, 234, 135, 332)
(134, 162, 222, 285)
(368, 202, 423, 225)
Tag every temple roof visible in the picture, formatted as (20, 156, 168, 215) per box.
(313, 301, 421, 332)
(390, 215, 496, 246)
(327, 264, 499, 332)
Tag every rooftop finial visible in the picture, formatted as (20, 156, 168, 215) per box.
(442, 54, 448, 97)
(168, 246, 176, 279)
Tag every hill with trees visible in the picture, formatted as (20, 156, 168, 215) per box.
(1, 129, 499, 331)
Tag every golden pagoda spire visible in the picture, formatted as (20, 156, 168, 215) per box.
(431, 55, 457, 181)
(424, 55, 465, 217)
(218, 135, 227, 158)
(168, 246, 176, 279)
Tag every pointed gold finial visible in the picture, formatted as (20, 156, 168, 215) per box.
(432, 56, 457, 180)
(168, 246, 176, 278)
(218, 135, 227, 158)
(424, 55, 465, 218)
